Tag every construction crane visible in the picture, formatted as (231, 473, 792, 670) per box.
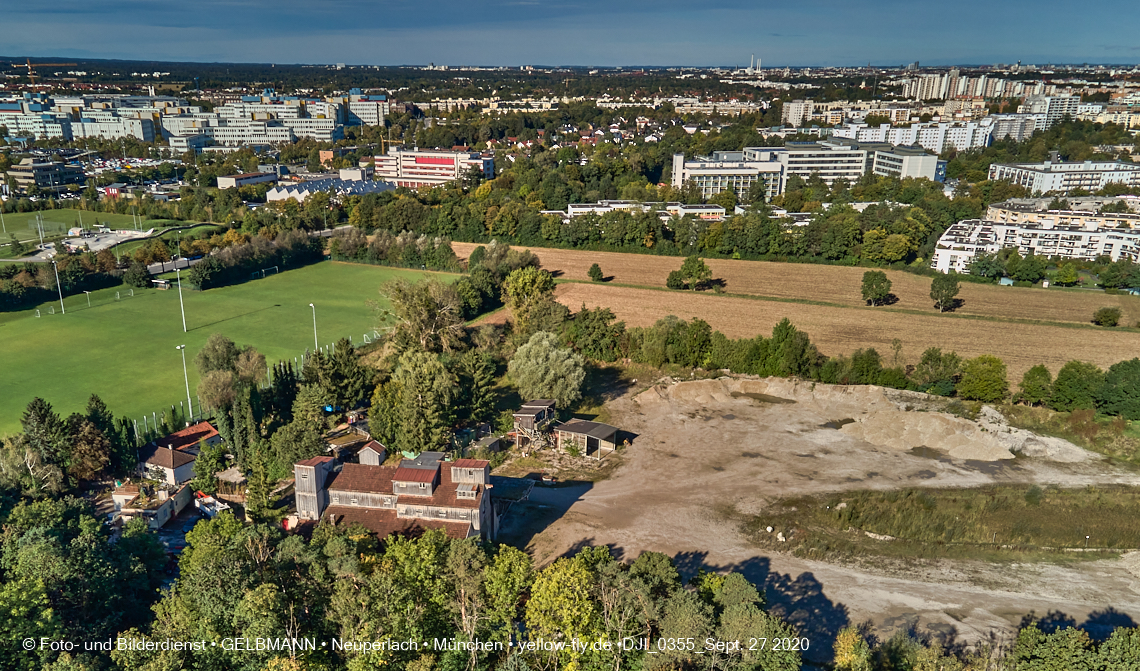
(12, 59, 78, 85)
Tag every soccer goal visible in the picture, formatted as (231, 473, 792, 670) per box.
(262, 266, 279, 276)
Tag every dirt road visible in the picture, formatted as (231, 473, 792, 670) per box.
(507, 378, 1140, 664)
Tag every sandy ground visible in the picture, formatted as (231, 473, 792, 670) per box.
(501, 378, 1140, 664)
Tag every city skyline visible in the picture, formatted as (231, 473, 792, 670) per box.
(3, 0, 1139, 68)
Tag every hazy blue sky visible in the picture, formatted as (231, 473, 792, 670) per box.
(2, 0, 1138, 66)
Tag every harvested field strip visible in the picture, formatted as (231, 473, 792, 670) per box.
(744, 485, 1140, 561)
(550, 282, 1140, 383)
(559, 278, 1139, 334)
(452, 242, 1140, 326)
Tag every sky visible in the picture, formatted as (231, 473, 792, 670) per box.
(1, 0, 1138, 67)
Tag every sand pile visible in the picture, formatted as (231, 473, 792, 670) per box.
(840, 411, 1014, 461)
(636, 376, 1096, 463)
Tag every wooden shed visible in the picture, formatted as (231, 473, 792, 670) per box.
(554, 420, 619, 460)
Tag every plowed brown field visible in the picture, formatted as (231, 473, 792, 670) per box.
(453, 242, 1140, 326)
(547, 283, 1139, 383)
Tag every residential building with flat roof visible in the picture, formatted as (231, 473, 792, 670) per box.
(931, 202, 1140, 273)
(988, 160, 1140, 194)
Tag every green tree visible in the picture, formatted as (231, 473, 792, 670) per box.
(833, 626, 873, 671)
(1093, 306, 1122, 327)
(957, 355, 1009, 402)
(269, 419, 325, 471)
(930, 273, 960, 312)
(508, 331, 587, 409)
(502, 266, 557, 332)
(1096, 358, 1140, 419)
(860, 270, 892, 306)
(588, 262, 604, 282)
(1054, 262, 1080, 286)
(1050, 360, 1105, 411)
(21, 397, 70, 476)
(394, 350, 456, 454)
(369, 379, 402, 448)
(679, 255, 712, 290)
(1017, 364, 1053, 406)
(666, 270, 684, 290)
(67, 419, 110, 482)
(456, 350, 497, 425)
(192, 439, 225, 494)
(525, 556, 601, 670)
(122, 262, 150, 288)
(0, 578, 63, 671)
(195, 333, 242, 375)
(379, 278, 467, 353)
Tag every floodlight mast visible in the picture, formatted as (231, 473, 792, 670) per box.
(309, 303, 318, 351)
(176, 267, 187, 332)
(176, 345, 193, 422)
(52, 259, 65, 314)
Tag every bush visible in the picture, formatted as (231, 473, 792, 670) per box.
(1093, 306, 1122, 326)
(666, 270, 684, 290)
(122, 262, 150, 288)
(957, 355, 1009, 402)
(588, 263, 604, 282)
(1050, 360, 1105, 411)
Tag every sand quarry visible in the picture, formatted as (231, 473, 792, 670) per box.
(509, 377, 1140, 664)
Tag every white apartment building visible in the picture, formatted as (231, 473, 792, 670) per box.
(363, 148, 494, 188)
(931, 213, 1140, 273)
(781, 100, 815, 127)
(871, 145, 942, 181)
(988, 160, 1140, 194)
(670, 151, 785, 200)
(988, 114, 1047, 141)
(1018, 95, 1080, 127)
(831, 119, 995, 153)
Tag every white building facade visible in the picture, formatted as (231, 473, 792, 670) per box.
(988, 160, 1140, 194)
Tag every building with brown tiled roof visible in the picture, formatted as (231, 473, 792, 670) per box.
(139, 445, 197, 485)
(153, 421, 221, 454)
(293, 452, 495, 540)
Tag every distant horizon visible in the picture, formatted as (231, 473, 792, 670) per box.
(4, 0, 1139, 68)
(3, 55, 1139, 72)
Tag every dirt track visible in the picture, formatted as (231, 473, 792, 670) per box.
(503, 378, 1140, 664)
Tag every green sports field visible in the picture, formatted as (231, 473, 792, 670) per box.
(0, 262, 454, 434)
(2, 209, 155, 242)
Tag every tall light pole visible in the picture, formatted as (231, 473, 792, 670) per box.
(176, 267, 187, 332)
(51, 260, 65, 314)
(176, 345, 193, 423)
(309, 303, 318, 350)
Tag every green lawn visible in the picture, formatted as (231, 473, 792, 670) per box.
(2, 209, 149, 242)
(0, 262, 456, 434)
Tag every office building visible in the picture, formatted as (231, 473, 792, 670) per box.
(216, 172, 278, 189)
(988, 160, 1140, 194)
(4, 158, 86, 193)
(364, 148, 494, 188)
